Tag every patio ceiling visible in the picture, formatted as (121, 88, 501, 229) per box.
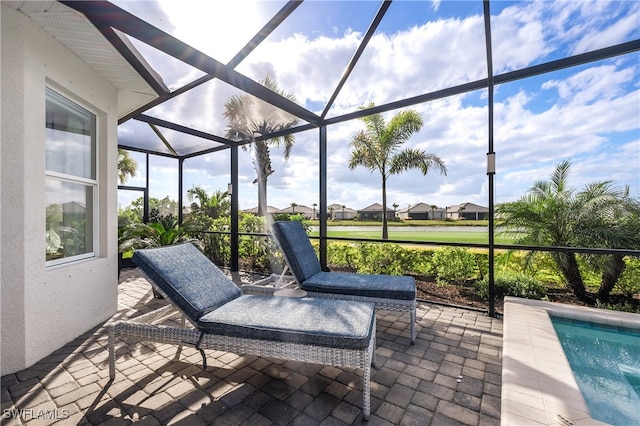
(10, 1, 639, 160)
(4, 0, 163, 118)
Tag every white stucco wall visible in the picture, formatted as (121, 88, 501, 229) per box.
(1, 6, 119, 375)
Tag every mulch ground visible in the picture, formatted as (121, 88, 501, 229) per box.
(416, 278, 639, 315)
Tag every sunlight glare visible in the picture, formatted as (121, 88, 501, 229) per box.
(158, 0, 265, 63)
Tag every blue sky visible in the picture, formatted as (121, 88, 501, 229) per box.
(115, 0, 639, 212)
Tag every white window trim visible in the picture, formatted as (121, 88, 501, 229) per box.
(45, 86, 99, 267)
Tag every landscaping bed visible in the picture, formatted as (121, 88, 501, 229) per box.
(416, 278, 640, 315)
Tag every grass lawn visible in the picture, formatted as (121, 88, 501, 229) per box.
(309, 228, 513, 244)
(307, 219, 491, 227)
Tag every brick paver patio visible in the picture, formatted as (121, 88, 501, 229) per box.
(1, 270, 502, 425)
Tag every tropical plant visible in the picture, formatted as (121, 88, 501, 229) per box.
(185, 186, 230, 229)
(572, 182, 640, 302)
(121, 196, 179, 223)
(223, 75, 299, 218)
(118, 219, 203, 253)
(348, 103, 447, 239)
(497, 160, 640, 302)
(117, 149, 137, 184)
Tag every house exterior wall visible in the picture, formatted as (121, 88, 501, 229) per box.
(1, 7, 119, 374)
(358, 211, 395, 221)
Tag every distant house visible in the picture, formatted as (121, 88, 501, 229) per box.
(446, 202, 489, 220)
(243, 205, 281, 216)
(358, 203, 395, 221)
(276, 204, 314, 219)
(397, 203, 445, 220)
(327, 203, 357, 220)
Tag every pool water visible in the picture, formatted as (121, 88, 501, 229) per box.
(552, 317, 640, 426)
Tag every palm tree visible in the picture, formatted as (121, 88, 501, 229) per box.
(223, 76, 299, 217)
(572, 181, 640, 302)
(117, 149, 137, 184)
(497, 160, 586, 299)
(312, 203, 317, 220)
(290, 202, 297, 214)
(186, 186, 230, 220)
(392, 203, 399, 220)
(430, 205, 437, 220)
(348, 103, 447, 239)
(497, 160, 640, 302)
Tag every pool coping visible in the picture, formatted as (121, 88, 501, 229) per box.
(501, 296, 640, 426)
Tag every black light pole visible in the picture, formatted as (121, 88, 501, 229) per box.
(230, 145, 239, 272)
(484, 0, 496, 317)
(319, 126, 328, 270)
(178, 158, 184, 224)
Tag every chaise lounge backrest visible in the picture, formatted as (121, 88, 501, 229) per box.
(272, 221, 322, 283)
(132, 243, 241, 324)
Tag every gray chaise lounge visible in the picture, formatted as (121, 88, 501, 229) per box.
(272, 220, 417, 343)
(108, 243, 376, 420)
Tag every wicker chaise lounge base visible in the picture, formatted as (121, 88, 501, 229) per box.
(108, 244, 376, 420)
(272, 221, 417, 343)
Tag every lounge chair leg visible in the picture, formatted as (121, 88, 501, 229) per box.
(363, 356, 371, 421)
(108, 325, 116, 380)
(411, 309, 416, 344)
(371, 333, 377, 368)
(199, 349, 207, 370)
(196, 332, 208, 370)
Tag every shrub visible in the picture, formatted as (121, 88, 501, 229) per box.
(431, 247, 477, 285)
(475, 271, 546, 300)
(201, 216, 231, 266)
(354, 242, 408, 275)
(615, 256, 640, 299)
(325, 241, 433, 276)
(325, 241, 358, 271)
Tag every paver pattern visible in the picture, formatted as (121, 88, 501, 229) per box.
(1, 270, 502, 425)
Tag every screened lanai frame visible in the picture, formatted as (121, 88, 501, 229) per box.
(65, 1, 640, 317)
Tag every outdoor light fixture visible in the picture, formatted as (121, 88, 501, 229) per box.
(487, 153, 496, 175)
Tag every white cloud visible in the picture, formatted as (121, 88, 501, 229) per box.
(541, 64, 635, 105)
(119, 1, 639, 212)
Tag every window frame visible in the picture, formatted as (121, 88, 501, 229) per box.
(45, 86, 99, 267)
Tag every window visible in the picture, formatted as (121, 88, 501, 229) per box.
(45, 87, 97, 263)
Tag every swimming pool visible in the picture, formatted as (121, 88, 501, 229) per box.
(502, 297, 640, 426)
(552, 317, 640, 425)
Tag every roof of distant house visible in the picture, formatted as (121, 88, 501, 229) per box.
(447, 202, 488, 212)
(243, 206, 281, 214)
(359, 203, 394, 212)
(397, 202, 444, 213)
(277, 204, 313, 214)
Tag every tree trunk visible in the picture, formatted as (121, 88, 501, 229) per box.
(597, 254, 626, 303)
(555, 251, 587, 301)
(381, 175, 388, 240)
(257, 177, 267, 218)
(254, 141, 273, 218)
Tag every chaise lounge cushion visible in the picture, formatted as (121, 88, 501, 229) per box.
(272, 221, 416, 301)
(271, 220, 322, 281)
(198, 295, 375, 350)
(133, 243, 242, 323)
(302, 271, 416, 301)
